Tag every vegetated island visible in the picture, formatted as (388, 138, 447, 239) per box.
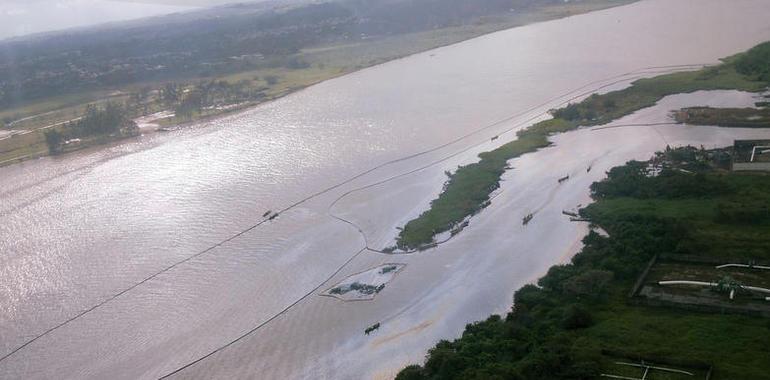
(394, 41, 770, 251)
(0, 0, 637, 166)
(397, 146, 770, 380)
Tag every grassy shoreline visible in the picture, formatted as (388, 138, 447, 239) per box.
(397, 147, 770, 380)
(395, 42, 770, 250)
(0, 0, 636, 167)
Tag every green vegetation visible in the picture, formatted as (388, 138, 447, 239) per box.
(397, 118, 573, 249)
(395, 41, 770, 250)
(734, 41, 770, 83)
(43, 103, 137, 154)
(551, 65, 764, 127)
(397, 147, 770, 380)
(587, 149, 770, 261)
(674, 106, 770, 128)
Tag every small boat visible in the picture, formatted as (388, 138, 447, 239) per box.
(586, 165, 592, 173)
(262, 210, 272, 218)
(558, 175, 570, 183)
(269, 212, 279, 220)
(491, 135, 499, 141)
(365, 322, 381, 335)
(522, 213, 534, 225)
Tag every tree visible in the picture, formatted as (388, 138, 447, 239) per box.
(552, 103, 581, 121)
(395, 365, 426, 380)
(264, 75, 280, 86)
(161, 83, 180, 105)
(175, 90, 203, 118)
(44, 129, 64, 154)
(562, 305, 594, 330)
(130, 86, 152, 113)
(563, 270, 613, 298)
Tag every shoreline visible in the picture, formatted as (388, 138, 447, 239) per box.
(397, 145, 770, 379)
(3, 1, 770, 377)
(0, 0, 637, 169)
(395, 42, 770, 249)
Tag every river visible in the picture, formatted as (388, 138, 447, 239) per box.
(1, 0, 770, 379)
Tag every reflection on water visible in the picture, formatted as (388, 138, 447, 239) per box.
(1, 0, 770, 378)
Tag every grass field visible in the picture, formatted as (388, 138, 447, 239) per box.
(587, 302, 770, 379)
(0, 131, 47, 165)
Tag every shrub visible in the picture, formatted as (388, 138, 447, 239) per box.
(562, 305, 594, 330)
(563, 270, 613, 298)
(44, 129, 64, 154)
(395, 365, 426, 380)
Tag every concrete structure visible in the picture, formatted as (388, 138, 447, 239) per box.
(732, 140, 770, 171)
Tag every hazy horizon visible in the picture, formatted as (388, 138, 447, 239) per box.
(0, 0, 258, 40)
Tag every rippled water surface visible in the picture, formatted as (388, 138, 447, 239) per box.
(2, 0, 770, 379)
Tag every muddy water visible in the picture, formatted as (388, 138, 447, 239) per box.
(1, 0, 770, 378)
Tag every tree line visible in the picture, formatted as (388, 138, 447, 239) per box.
(44, 103, 137, 154)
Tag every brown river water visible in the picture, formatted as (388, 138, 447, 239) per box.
(1, 0, 770, 378)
